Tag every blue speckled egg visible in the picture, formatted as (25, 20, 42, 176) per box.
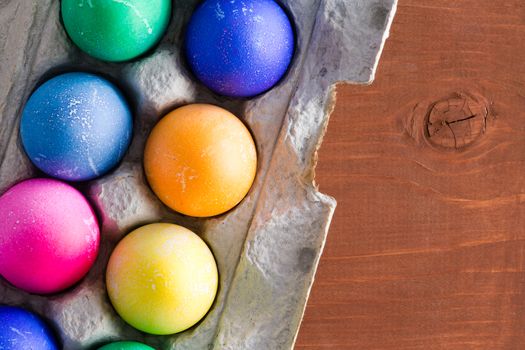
(20, 72, 133, 181)
(0, 305, 59, 350)
(185, 0, 295, 98)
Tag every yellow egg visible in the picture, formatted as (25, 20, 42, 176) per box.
(106, 223, 218, 335)
(144, 104, 257, 217)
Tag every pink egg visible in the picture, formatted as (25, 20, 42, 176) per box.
(0, 178, 99, 294)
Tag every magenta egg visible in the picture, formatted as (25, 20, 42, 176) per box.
(0, 178, 99, 294)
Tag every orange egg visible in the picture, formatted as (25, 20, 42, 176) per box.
(144, 104, 257, 217)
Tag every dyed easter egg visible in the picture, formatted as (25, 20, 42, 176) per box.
(20, 72, 132, 181)
(0, 178, 100, 294)
(144, 104, 257, 217)
(98, 341, 154, 350)
(185, 0, 295, 97)
(106, 223, 218, 335)
(62, 0, 171, 62)
(0, 306, 59, 350)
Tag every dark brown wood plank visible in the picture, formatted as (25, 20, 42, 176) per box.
(296, 1, 525, 349)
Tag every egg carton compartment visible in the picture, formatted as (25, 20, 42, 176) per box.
(0, 1, 397, 349)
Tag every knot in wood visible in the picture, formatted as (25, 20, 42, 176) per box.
(425, 93, 488, 150)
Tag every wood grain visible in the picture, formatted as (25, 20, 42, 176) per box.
(296, 1, 525, 349)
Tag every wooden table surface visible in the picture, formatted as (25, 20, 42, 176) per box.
(296, 1, 525, 349)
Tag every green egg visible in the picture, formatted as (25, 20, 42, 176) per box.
(61, 0, 171, 62)
(98, 341, 155, 350)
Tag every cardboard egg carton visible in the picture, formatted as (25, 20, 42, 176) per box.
(0, 1, 397, 349)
